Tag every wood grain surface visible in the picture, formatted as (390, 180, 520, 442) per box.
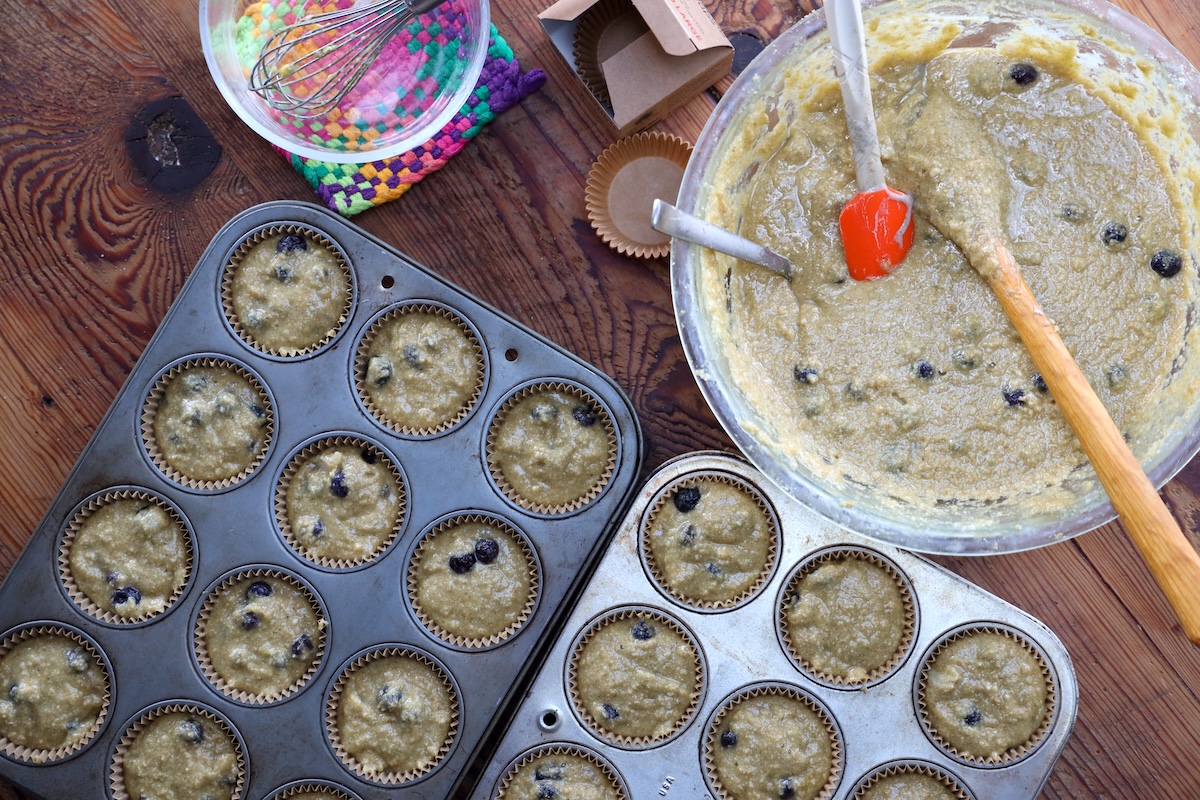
(2, 0, 1200, 797)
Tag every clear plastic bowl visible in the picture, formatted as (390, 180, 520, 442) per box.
(200, 0, 490, 164)
(672, 0, 1200, 554)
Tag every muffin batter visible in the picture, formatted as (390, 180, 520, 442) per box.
(702, 2, 1196, 516)
(409, 518, 535, 643)
(784, 556, 907, 682)
(501, 750, 623, 800)
(285, 443, 402, 564)
(68, 496, 189, 620)
(646, 479, 774, 605)
(202, 575, 324, 697)
(710, 691, 834, 800)
(572, 613, 700, 742)
(229, 231, 350, 354)
(923, 631, 1048, 760)
(335, 653, 455, 777)
(858, 772, 958, 800)
(490, 389, 613, 509)
(153, 364, 270, 482)
(121, 712, 240, 800)
(0, 634, 106, 753)
(362, 308, 482, 432)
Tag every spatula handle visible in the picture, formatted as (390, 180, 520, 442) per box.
(988, 240, 1200, 645)
(824, 0, 886, 193)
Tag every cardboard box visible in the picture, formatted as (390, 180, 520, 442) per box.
(539, 0, 733, 136)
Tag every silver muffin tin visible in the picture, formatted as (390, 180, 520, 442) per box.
(0, 201, 644, 800)
(471, 452, 1079, 800)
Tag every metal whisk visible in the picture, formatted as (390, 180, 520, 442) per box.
(248, 0, 444, 119)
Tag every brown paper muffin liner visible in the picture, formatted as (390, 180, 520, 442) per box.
(640, 471, 780, 611)
(58, 489, 193, 624)
(325, 646, 459, 784)
(140, 357, 274, 491)
(110, 702, 247, 800)
(406, 514, 539, 648)
(193, 567, 328, 704)
(571, 0, 646, 108)
(266, 778, 363, 800)
(916, 624, 1058, 768)
(850, 760, 972, 800)
(0, 625, 111, 764)
(585, 132, 693, 259)
(777, 546, 917, 688)
(485, 382, 618, 515)
(275, 435, 407, 569)
(703, 683, 842, 800)
(566, 606, 704, 748)
(354, 302, 485, 437)
(221, 224, 353, 358)
(494, 743, 628, 800)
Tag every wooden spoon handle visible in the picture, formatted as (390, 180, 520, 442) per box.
(988, 240, 1200, 645)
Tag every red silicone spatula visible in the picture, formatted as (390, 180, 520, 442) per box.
(825, 0, 914, 280)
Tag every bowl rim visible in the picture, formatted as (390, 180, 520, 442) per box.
(671, 0, 1200, 555)
(199, 0, 491, 164)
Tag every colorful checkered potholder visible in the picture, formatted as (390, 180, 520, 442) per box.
(235, 0, 544, 215)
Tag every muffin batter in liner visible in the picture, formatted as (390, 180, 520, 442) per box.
(325, 646, 460, 785)
(494, 742, 628, 800)
(641, 471, 780, 610)
(566, 606, 704, 748)
(406, 514, 539, 648)
(778, 546, 917, 688)
(703, 682, 842, 800)
(0, 624, 111, 764)
(850, 759, 972, 800)
(354, 302, 485, 437)
(109, 701, 246, 800)
(193, 567, 328, 704)
(221, 224, 353, 358)
(141, 357, 274, 491)
(275, 435, 406, 569)
(58, 488, 193, 625)
(485, 381, 618, 515)
(265, 778, 362, 800)
(916, 624, 1058, 768)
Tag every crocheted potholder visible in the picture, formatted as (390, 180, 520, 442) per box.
(236, 1, 545, 215)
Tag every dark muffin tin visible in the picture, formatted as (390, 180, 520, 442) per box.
(0, 201, 643, 799)
(472, 452, 1079, 800)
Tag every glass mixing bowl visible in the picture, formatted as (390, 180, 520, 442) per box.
(672, 0, 1200, 554)
(200, 0, 490, 164)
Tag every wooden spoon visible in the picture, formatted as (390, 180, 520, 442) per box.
(986, 241, 1200, 645)
(824, 0, 915, 280)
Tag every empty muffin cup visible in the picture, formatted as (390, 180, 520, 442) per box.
(141, 356, 274, 491)
(566, 606, 705, 748)
(193, 567, 328, 704)
(59, 488, 193, 625)
(355, 302, 485, 437)
(222, 224, 354, 358)
(275, 435, 407, 569)
(0, 624, 111, 764)
(641, 471, 780, 611)
(778, 546, 917, 688)
(916, 624, 1058, 768)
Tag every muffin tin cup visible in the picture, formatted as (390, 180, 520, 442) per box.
(0, 622, 113, 765)
(265, 778, 364, 800)
(221, 223, 355, 360)
(192, 566, 329, 705)
(494, 742, 630, 800)
(57, 487, 196, 626)
(353, 301, 487, 438)
(0, 201, 644, 800)
(109, 700, 247, 800)
(469, 452, 1079, 800)
(140, 354, 276, 492)
(849, 758, 974, 800)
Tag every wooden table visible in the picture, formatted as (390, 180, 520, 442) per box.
(2, 0, 1199, 797)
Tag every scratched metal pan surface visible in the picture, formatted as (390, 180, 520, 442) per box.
(469, 452, 1079, 800)
(0, 200, 644, 800)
